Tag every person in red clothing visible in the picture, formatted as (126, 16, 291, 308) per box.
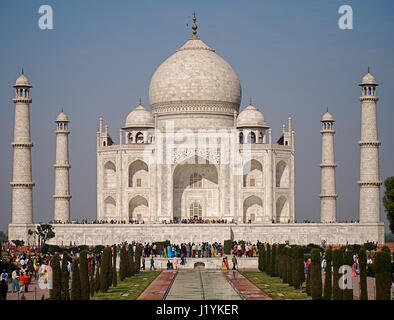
(22, 272, 30, 293)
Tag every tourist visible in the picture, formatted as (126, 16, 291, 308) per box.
(150, 255, 156, 270)
(352, 261, 358, 277)
(11, 268, 20, 293)
(0, 270, 8, 296)
(232, 255, 238, 270)
(141, 256, 146, 270)
(23, 271, 31, 292)
(17, 272, 25, 293)
(173, 256, 178, 269)
(0, 278, 7, 300)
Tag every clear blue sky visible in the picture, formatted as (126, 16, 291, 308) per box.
(0, 0, 393, 233)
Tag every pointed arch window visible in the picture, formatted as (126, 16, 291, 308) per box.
(190, 173, 202, 188)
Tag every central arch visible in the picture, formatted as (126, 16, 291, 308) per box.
(172, 156, 219, 220)
(129, 196, 149, 221)
(243, 195, 263, 223)
(243, 159, 263, 188)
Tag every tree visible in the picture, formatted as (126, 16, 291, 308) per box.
(90, 273, 95, 298)
(50, 254, 62, 300)
(265, 244, 271, 276)
(310, 248, 322, 300)
(28, 224, 55, 247)
(258, 245, 264, 271)
(383, 176, 394, 234)
(323, 249, 332, 300)
(100, 247, 111, 292)
(112, 245, 117, 287)
(287, 247, 293, 286)
(343, 250, 354, 300)
(270, 244, 277, 277)
(71, 258, 81, 300)
(291, 247, 298, 287)
(119, 245, 126, 281)
(282, 247, 288, 284)
(296, 246, 305, 289)
(358, 247, 368, 300)
(61, 252, 70, 300)
(135, 244, 141, 274)
(375, 246, 392, 300)
(79, 250, 90, 300)
(332, 249, 343, 300)
(128, 244, 135, 277)
(108, 248, 113, 288)
(95, 266, 101, 292)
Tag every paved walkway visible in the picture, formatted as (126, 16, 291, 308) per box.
(166, 270, 242, 300)
(138, 269, 271, 300)
(137, 271, 177, 300)
(4, 278, 49, 300)
(224, 271, 272, 300)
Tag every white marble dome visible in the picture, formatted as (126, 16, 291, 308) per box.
(237, 103, 266, 127)
(321, 111, 334, 122)
(14, 73, 31, 87)
(149, 37, 242, 109)
(124, 104, 154, 128)
(56, 111, 69, 122)
(361, 72, 377, 85)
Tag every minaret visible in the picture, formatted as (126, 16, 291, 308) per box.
(358, 69, 382, 223)
(53, 110, 71, 223)
(319, 109, 338, 222)
(10, 70, 35, 225)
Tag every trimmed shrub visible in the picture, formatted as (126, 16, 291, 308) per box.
(135, 244, 141, 274)
(71, 258, 81, 300)
(50, 254, 62, 300)
(375, 248, 392, 300)
(100, 247, 111, 292)
(358, 248, 368, 300)
(332, 249, 343, 300)
(258, 245, 264, 271)
(282, 247, 288, 284)
(296, 246, 305, 289)
(79, 250, 90, 300)
(223, 240, 233, 255)
(119, 245, 126, 281)
(95, 266, 101, 292)
(265, 244, 271, 276)
(112, 245, 117, 287)
(310, 249, 322, 300)
(343, 251, 354, 300)
(323, 249, 332, 300)
(270, 245, 277, 277)
(287, 247, 293, 286)
(61, 252, 70, 300)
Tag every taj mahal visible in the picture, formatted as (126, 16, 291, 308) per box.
(8, 15, 385, 246)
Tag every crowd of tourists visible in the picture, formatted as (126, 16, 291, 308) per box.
(140, 241, 260, 259)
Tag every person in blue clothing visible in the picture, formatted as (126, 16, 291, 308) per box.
(150, 255, 156, 270)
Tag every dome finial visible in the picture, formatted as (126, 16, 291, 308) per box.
(139, 97, 142, 105)
(191, 10, 198, 39)
(249, 97, 253, 105)
(21, 67, 24, 75)
(326, 106, 328, 113)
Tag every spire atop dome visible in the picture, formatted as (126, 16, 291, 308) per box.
(22, 67, 24, 75)
(249, 97, 252, 105)
(139, 97, 142, 105)
(191, 10, 198, 39)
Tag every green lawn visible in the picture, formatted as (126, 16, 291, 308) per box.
(93, 271, 160, 300)
(241, 271, 311, 300)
